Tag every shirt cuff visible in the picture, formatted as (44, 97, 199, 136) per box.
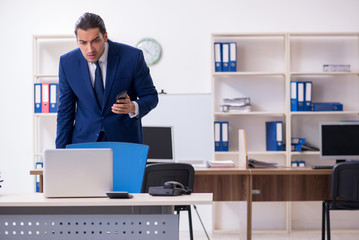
(129, 101, 139, 118)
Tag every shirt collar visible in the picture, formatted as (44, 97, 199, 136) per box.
(98, 41, 109, 64)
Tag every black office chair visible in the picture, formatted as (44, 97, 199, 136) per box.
(141, 163, 195, 240)
(322, 161, 359, 240)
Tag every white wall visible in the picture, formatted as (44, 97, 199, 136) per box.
(1, 0, 359, 232)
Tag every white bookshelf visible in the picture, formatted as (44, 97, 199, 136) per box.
(212, 32, 359, 167)
(211, 32, 359, 232)
(32, 35, 77, 165)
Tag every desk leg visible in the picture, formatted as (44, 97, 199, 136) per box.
(239, 174, 252, 240)
(39, 175, 43, 193)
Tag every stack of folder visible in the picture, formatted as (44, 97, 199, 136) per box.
(248, 159, 277, 168)
(323, 64, 351, 72)
(214, 42, 237, 72)
(34, 83, 59, 113)
(220, 97, 251, 112)
(207, 160, 235, 168)
(214, 121, 229, 151)
(291, 81, 343, 112)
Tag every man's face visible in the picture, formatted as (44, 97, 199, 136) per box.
(76, 28, 108, 63)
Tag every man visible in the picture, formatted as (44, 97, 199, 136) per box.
(55, 12, 158, 148)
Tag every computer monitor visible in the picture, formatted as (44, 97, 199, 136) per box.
(320, 121, 359, 162)
(142, 126, 175, 163)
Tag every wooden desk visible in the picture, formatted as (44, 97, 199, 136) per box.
(0, 193, 212, 240)
(31, 167, 332, 240)
(193, 167, 332, 240)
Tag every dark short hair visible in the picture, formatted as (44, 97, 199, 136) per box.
(74, 12, 106, 36)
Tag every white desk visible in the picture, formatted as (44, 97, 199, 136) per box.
(0, 193, 212, 240)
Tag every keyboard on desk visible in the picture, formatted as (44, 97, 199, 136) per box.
(311, 165, 333, 169)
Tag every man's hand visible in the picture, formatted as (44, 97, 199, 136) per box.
(111, 95, 135, 114)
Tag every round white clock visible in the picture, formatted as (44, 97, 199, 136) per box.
(136, 38, 162, 66)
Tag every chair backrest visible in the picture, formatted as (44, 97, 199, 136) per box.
(331, 161, 359, 202)
(141, 163, 194, 193)
(67, 142, 149, 193)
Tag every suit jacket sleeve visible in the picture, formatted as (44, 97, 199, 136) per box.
(55, 56, 76, 148)
(133, 50, 158, 119)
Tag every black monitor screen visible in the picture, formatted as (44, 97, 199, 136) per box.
(320, 122, 359, 160)
(142, 126, 174, 162)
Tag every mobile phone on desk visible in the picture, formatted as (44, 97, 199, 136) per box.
(116, 90, 127, 104)
(106, 191, 133, 199)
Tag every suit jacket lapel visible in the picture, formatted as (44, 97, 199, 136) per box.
(103, 41, 120, 109)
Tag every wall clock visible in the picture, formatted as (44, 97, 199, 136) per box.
(136, 38, 162, 66)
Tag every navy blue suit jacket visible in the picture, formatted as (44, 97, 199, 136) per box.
(55, 40, 158, 148)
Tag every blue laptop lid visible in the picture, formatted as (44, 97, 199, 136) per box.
(67, 142, 149, 193)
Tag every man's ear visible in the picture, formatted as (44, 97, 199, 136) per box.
(104, 32, 108, 42)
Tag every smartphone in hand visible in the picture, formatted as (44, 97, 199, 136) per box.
(116, 90, 127, 104)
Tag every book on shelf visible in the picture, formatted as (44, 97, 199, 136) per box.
(213, 41, 237, 72)
(248, 159, 278, 168)
(34, 83, 59, 113)
(214, 121, 229, 151)
(207, 160, 235, 168)
(311, 102, 343, 111)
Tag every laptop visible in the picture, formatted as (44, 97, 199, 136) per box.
(43, 148, 113, 198)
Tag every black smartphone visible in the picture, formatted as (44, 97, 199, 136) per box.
(106, 191, 133, 199)
(116, 90, 127, 104)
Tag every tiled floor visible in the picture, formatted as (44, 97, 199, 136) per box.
(180, 230, 359, 240)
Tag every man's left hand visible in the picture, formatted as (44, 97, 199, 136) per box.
(111, 95, 135, 114)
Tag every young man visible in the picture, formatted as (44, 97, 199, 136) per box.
(55, 12, 158, 148)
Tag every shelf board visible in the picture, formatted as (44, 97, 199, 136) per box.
(215, 151, 287, 156)
(33, 35, 75, 39)
(215, 151, 239, 155)
(248, 151, 287, 156)
(34, 113, 57, 117)
(290, 111, 359, 116)
(212, 33, 286, 38)
(213, 72, 285, 77)
(289, 32, 359, 37)
(290, 151, 320, 156)
(215, 111, 285, 116)
(33, 74, 59, 78)
(290, 72, 359, 76)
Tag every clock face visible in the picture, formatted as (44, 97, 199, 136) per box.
(136, 38, 162, 66)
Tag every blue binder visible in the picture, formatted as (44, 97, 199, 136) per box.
(49, 83, 59, 113)
(266, 121, 283, 151)
(304, 81, 312, 111)
(214, 121, 221, 151)
(312, 102, 343, 111)
(297, 82, 305, 111)
(222, 42, 230, 72)
(214, 42, 222, 72)
(290, 81, 298, 111)
(67, 142, 149, 193)
(35, 162, 43, 192)
(34, 83, 42, 113)
(229, 42, 237, 72)
(221, 121, 229, 151)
